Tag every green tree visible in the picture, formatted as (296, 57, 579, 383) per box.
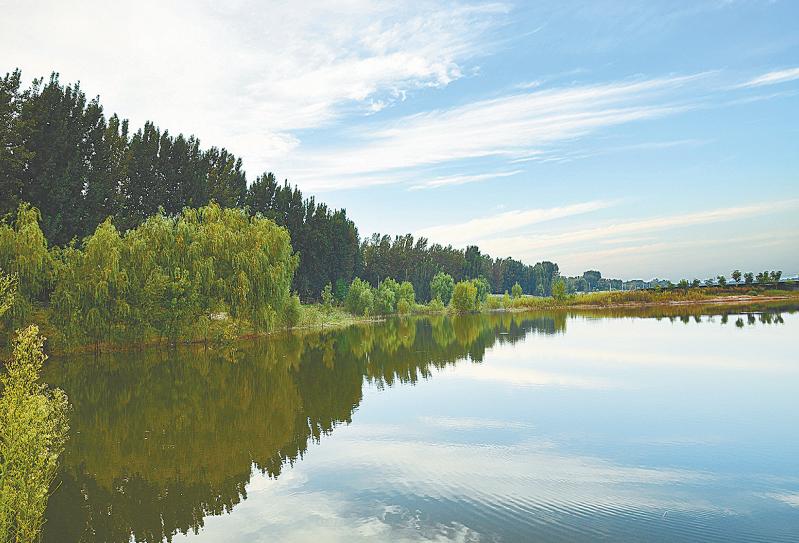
(744, 272, 754, 285)
(450, 280, 477, 313)
(511, 282, 522, 299)
(678, 279, 689, 289)
(345, 278, 374, 316)
(731, 270, 742, 283)
(756, 271, 769, 284)
(552, 278, 567, 301)
(473, 277, 490, 307)
(770, 270, 782, 282)
(321, 283, 334, 313)
(717, 275, 727, 286)
(582, 270, 601, 292)
(0, 325, 69, 543)
(430, 272, 454, 305)
(374, 279, 397, 315)
(691, 279, 701, 288)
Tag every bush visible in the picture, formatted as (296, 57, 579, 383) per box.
(374, 280, 397, 314)
(321, 283, 334, 313)
(473, 277, 490, 306)
(397, 298, 411, 315)
(282, 294, 301, 328)
(511, 282, 522, 299)
(450, 280, 478, 313)
(345, 278, 374, 316)
(427, 298, 445, 313)
(552, 278, 567, 301)
(430, 272, 454, 305)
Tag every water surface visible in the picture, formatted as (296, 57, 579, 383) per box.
(43, 308, 799, 542)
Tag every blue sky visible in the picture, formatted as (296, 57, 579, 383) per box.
(2, 0, 797, 280)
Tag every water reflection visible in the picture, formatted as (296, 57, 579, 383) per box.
(41, 308, 798, 542)
(42, 312, 564, 542)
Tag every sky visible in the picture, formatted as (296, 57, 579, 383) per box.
(2, 0, 798, 280)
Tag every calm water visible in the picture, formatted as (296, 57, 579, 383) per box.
(42, 308, 799, 542)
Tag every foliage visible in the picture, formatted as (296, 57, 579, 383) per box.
(511, 282, 522, 299)
(344, 278, 374, 316)
(717, 275, 727, 286)
(744, 272, 754, 284)
(0, 272, 16, 318)
(0, 203, 52, 325)
(7, 203, 297, 349)
(374, 280, 397, 315)
(552, 278, 567, 301)
(0, 325, 69, 543)
(450, 281, 478, 313)
(430, 272, 454, 305)
(731, 270, 742, 283)
(321, 283, 334, 313)
(473, 277, 490, 306)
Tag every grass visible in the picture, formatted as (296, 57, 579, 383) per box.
(501, 285, 799, 310)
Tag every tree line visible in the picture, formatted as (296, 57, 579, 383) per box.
(1, 69, 561, 302)
(1, 202, 298, 349)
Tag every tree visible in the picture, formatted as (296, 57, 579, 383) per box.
(704, 278, 714, 286)
(321, 283, 334, 313)
(770, 270, 782, 282)
(583, 270, 601, 292)
(345, 278, 373, 316)
(511, 282, 522, 299)
(691, 279, 701, 288)
(717, 275, 727, 286)
(744, 272, 754, 285)
(552, 278, 567, 301)
(756, 271, 769, 284)
(0, 325, 69, 543)
(473, 277, 490, 307)
(430, 272, 454, 305)
(374, 279, 397, 315)
(678, 279, 689, 289)
(731, 270, 742, 283)
(450, 280, 477, 313)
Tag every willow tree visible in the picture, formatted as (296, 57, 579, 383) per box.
(51, 219, 128, 349)
(0, 316, 69, 543)
(180, 204, 297, 331)
(0, 203, 52, 324)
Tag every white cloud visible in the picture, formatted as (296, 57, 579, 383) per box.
(408, 170, 523, 190)
(416, 200, 614, 245)
(287, 74, 706, 190)
(1, 0, 509, 176)
(737, 67, 799, 88)
(472, 199, 799, 258)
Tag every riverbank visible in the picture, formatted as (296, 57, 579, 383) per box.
(10, 286, 799, 357)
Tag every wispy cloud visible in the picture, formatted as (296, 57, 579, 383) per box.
(469, 199, 799, 258)
(408, 169, 523, 190)
(416, 200, 614, 246)
(288, 74, 708, 190)
(0, 0, 509, 175)
(737, 67, 799, 88)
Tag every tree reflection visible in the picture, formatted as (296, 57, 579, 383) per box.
(42, 312, 564, 543)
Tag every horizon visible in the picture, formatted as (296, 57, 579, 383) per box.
(2, 0, 798, 280)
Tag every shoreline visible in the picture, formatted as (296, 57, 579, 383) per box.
(40, 293, 798, 357)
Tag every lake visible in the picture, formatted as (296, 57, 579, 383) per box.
(42, 307, 799, 542)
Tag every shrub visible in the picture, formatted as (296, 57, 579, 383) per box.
(397, 298, 411, 315)
(375, 280, 397, 314)
(321, 283, 334, 313)
(282, 294, 301, 328)
(511, 282, 522, 299)
(450, 280, 477, 313)
(430, 272, 454, 305)
(345, 278, 374, 316)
